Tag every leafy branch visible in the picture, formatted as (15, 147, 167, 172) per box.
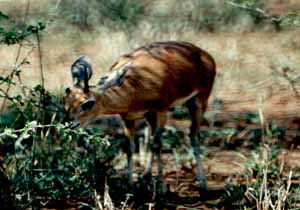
(0, 9, 46, 114)
(226, 0, 300, 28)
(271, 66, 300, 100)
(0, 121, 107, 146)
(226, 1, 281, 23)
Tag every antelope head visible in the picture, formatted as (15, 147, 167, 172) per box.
(63, 86, 96, 122)
(64, 56, 97, 125)
(64, 59, 132, 125)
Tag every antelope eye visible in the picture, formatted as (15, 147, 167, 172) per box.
(80, 98, 96, 112)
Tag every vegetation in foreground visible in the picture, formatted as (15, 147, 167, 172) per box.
(1, 0, 300, 209)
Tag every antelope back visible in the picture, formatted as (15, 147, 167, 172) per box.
(64, 41, 216, 123)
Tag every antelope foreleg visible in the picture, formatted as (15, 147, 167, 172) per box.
(152, 112, 168, 195)
(123, 119, 136, 187)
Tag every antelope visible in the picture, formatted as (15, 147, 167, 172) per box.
(64, 41, 216, 193)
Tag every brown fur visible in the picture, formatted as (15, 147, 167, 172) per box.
(64, 41, 215, 120)
(64, 41, 216, 191)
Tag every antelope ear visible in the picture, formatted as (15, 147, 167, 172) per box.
(80, 97, 96, 112)
(65, 87, 71, 94)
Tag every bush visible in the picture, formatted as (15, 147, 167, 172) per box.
(0, 11, 112, 208)
(223, 145, 300, 209)
(58, 0, 144, 31)
(97, 0, 144, 30)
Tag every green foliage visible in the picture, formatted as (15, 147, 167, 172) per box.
(0, 11, 113, 208)
(0, 85, 64, 129)
(59, 0, 144, 31)
(223, 144, 300, 209)
(170, 105, 190, 119)
(55, 0, 300, 34)
(0, 47, 116, 208)
(161, 126, 181, 150)
(146, 0, 270, 33)
(1, 119, 108, 208)
(230, 0, 300, 29)
(0, 56, 108, 207)
(196, 111, 290, 150)
(280, 12, 300, 28)
(223, 183, 247, 207)
(267, 121, 285, 139)
(0, 11, 46, 45)
(232, 0, 264, 8)
(232, 112, 260, 124)
(0, 11, 9, 20)
(98, 0, 144, 29)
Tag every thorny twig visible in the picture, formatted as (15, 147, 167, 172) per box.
(271, 66, 300, 126)
(271, 66, 300, 100)
(0, 45, 35, 87)
(36, 32, 45, 90)
(0, 123, 70, 138)
(0, 0, 31, 114)
(55, 0, 61, 9)
(226, 1, 282, 24)
(36, 29, 46, 125)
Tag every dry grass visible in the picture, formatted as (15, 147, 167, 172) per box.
(1, 1, 299, 93)
(1, 27, 299, 118)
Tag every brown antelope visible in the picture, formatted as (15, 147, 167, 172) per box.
(64, 41, 216, 192)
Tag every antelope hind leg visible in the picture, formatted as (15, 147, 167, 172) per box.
(122, 119, 136, 188)
(186, 95, 209, 190)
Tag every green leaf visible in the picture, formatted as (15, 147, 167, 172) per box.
(38, 22, 46, 31)
(21, 132, 30, 139)
(0, 11, 9, 20)
(27, 25, 38, 33)
(4, 128, 18, 138)
(27, 120, 38, 128)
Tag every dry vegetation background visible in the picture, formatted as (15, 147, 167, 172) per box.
(1, 0, 300, 119)
(1, 0, 300, 209)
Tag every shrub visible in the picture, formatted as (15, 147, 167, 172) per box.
(58, 0, 144, 31)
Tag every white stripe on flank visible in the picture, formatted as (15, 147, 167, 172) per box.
(171, 91, 198, 107)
